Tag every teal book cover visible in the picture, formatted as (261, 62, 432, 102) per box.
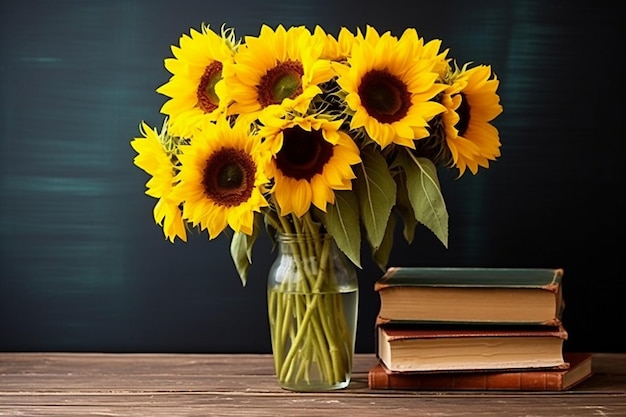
(375, 267, 563, 290)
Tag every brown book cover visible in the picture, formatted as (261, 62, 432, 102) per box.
(368, 352, 592, 391)
(377, 323, 568, 372)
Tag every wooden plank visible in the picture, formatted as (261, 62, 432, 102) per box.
(1, 353, 625, 391)
(0, 395, 625, 417)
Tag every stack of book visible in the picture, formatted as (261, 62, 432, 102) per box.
(368, 267, 593, 391)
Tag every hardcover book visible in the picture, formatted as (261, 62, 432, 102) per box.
(377, 323, 568, 372)
(368, 352, 592, 391)
(375, 267, 564, 325)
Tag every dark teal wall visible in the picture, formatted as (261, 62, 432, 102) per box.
(0, 0, 622, 353)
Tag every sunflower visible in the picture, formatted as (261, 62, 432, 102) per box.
(440, 63, 503, 176)
(336, 26, 448, 149)
(156, 24, 237, 139)
(259, 114, 361, 217)
(224, 24, 335, 121)
(130, 122, 187, 242)
(172, 116, 270, 239)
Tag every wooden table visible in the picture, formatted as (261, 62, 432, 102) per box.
(1, 352, 625, 416)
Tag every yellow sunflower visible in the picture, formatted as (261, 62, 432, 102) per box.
(259, 114, 361, 217)
(224, 24, 335, 121)
(131, 122, 187, 243)
(156, 24, 237, 139)
(336, 25, 448, 149)
(172, 116, 270, 239)
(440, 64, 503, 175)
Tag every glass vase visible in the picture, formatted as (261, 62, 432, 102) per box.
(267, 232, 359, 391)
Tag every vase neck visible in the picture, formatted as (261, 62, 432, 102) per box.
(276, 232, 330, 244)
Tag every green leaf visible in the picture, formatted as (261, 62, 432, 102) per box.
(230, 228, 259, 286)
(355, 145, 397, 251)
(397, 152, 449, 248)
(394, 172, 418, 244)
(314, 190, 362, 268)
(372, 213, 396, 272)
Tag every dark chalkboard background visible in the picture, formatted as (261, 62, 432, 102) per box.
(0, 0, 622, 354)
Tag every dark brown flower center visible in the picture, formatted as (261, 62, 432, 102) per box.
(257, 60, 304, 108)
(275, 126, 333, 180)
(203, 147, 256, 207)
(197, 61, 223, 113)
(456, 93, 470, 136)
(358, 69, 410, 123)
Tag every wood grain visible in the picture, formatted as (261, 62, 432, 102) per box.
(1, 353, 625, 416)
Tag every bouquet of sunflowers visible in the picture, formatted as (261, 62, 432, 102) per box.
(131, 23, 502, 390)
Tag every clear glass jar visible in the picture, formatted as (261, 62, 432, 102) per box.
(267, 233, 358, 391)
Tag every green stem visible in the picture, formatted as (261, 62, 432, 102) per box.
(269, 214, 353, 388)
(278, 220, 333, 381)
